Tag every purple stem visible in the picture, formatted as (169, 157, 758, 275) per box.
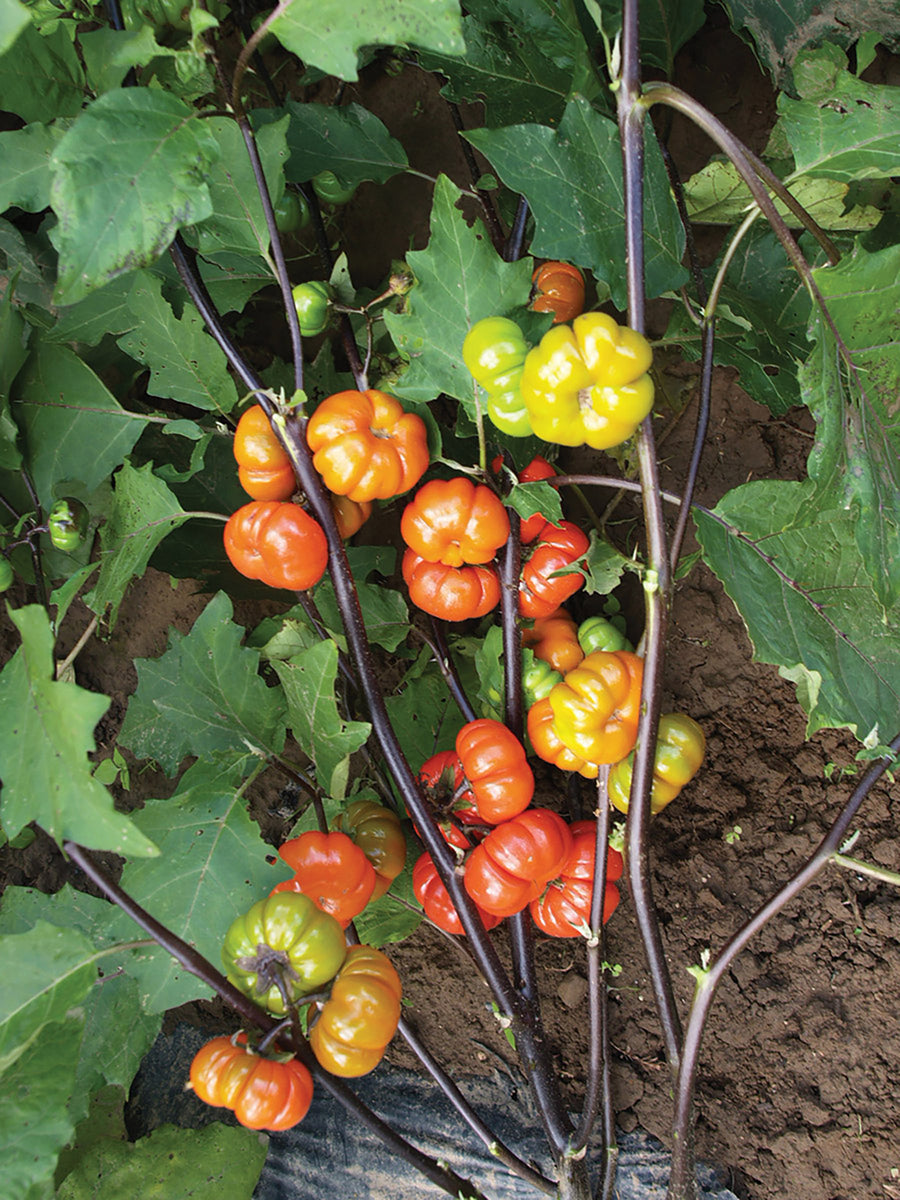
(666, 732, 900, 1200)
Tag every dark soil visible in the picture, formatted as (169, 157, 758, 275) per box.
(2, 10, 899, 1200)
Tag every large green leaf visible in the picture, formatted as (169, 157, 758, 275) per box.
(0, 0, 30, 55)
(116, 271, 239, 414)
(695, 483, 900, 742)
(778, 46, 900, 182)
(187, 115, 288, 258)
(720, 0, 900, 82)
(0, 1016, 84, 1200)
(466, 97, 688, 307)
(78, 25, 171, 95)
(84, 461, 191, 629)
(11, 340, 147, 507)
(0, 23, 83, 123)
(273, 641, 372, 800)
(799, 241, 900, 608)
(0, 886, 174, 1032)
(0, 921, 95, 1074)
(0, 121, 66, 214)
(682, 159, 884, 231)
(57, 1121, 267, 1200)
(47, 274, 141, 348)
(266, 100, 408, 188)
(118, 751, 285, 1011)
(663, 225, 812, 416)
(119, 591, 287, 775)
(50, 89, 219, 303)
(269, 0, 464, 82)
(0, 606, 158, 856)
(419, 0, 605, 127)
(383, 174, 533, 404)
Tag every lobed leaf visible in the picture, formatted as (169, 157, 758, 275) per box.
(50, 89, 220, 304)
(117, 271, 239, 415)
(466, 97, 687, 307)
(119, 591, 287, 775)
(695, 482, 900, 741)
(0, 1015, 84, 1199)
(0, 606, 158, 856)
(383, 174, 533, 404)
(266, 100, 408, 187)
(273, 640, 372, 800)
(269, 0, 464, 82)
(84, 461, 191, 629)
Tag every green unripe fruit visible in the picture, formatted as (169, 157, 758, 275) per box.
(48, 498, 88, 552)
(312, 170, 357, 206)
(274, 189, 311, 234)
(291, 280, 334, 337)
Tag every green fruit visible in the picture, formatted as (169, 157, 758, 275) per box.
(274, 189, 310, 234)
(312, 170, 357, 206)
(291, 280, 334, 337)
(48, 498, 88, 552)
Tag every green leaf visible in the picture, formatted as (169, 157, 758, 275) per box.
(78, 25, 169, 94)
(119, 591, 287, 775)
(778, 46, 900, 182)
(0, 921, 95, 1074)
(663, 224, 812, 416)
(12, 340, 148, 507)
(0, 121, 67, 214)
(799, 241, 900, 608)
(311, 577, 410, 653)
(196, 250, 274, 314)
(385, 659, 469, 769)
(83, 461, 191, 629)
(264, 100, 408, 187)
(0, 1015, 83, 1199)
(269, 0, 464, 82)
(682, 158, 884, 230)
(50, 89, 220, 304)
(48, 274, 141, 348)
(119, 750, 285, 1011)
(187, 115, 288, 258)
(55, 1085, 128, 1191)
(0, 23, 83, 123)
(0, 217, 55, 309)
(581, 530, 629, 596)
(465, 97, 688, 307)
(352, 850, 421, 946)
(273, 641, 371, 800)
(0, 289, 27, 471)
(472, 623, 505, 720)
(56, 1121, 268, 1200)
(116, 271, 238, 414)
(721, 0, 900, 83)
(0, 606, 158, 856)
(72, 977, 160, 1111)
(419, 0, 605, 127)
(589, 0, 705, 78)
(506, 479, 563, 527)
(383, 174, 533, 404)
(0, 0, 30, 55)
(695, 483, 900, 741)
(0, 885, 171, 1034)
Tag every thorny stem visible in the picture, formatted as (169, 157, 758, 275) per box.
(64, 840, 493, 1200)
(617, 0, 684, 1079)
(666, 733, 900, 1200)
(832, 853, 900, 889)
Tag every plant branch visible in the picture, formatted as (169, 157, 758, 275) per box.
(617, 0, 683, 1078)
(64, 840, 494, 1200)
(665, 732, 900, 1199)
